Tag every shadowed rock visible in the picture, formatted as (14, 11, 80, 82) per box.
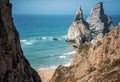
(0, 0, 42, 82)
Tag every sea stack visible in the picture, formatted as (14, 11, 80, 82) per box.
(0, 0, 41, 82)
(66, 7, 91, 45)
(87, 2, 114, 36)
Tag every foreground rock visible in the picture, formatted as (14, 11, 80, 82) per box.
(87, 2, 114, 35)
(0, 0, 41, 82)
(50, 24, 120, 82)
(66, 7, 92, 45)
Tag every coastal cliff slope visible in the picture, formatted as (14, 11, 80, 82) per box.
(87, 2, 113, 35)
(50, 23, 120, 82)
(66, 7, 91, 45)
(0, 0, 41, 82)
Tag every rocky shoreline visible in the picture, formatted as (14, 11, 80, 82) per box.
(50, 2, 120, 82)
(0, 0, 120, 82)
(50, 23, 120, 82)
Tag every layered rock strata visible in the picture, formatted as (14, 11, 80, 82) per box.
(66, 7, 92, 45)
(0, 0, 41, 82)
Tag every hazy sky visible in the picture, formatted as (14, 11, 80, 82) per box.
(10, 0, 120, 15)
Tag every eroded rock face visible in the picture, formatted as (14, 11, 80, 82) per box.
(66, 7, 92, 45)
(50, 24, 120, 82)
(0, 0, 41, 82)
(87, 2, 114, 35)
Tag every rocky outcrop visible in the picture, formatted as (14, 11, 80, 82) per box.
(66, 7, 92, 45)
(0, 0, 41, 82)
(87, 2, 114, 35)
(66, 2, 114, 46)
(50, 24, 120, 82)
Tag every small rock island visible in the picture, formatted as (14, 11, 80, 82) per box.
(66, 2, 114, 47)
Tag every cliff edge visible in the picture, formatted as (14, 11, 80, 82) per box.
(50, 23, 120, 82)
(0, 0, 41, 82)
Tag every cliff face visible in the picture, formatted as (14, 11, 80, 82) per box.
(87, 2, 113, 35)
(50, 24, 120, 82)
(66, 7, 92, 45)
(0, 0, 41, 82)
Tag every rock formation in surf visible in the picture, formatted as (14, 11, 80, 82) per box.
(66, 7, 92, 45)
(66, 2, 114, 46)
(0, 0, 41, 82)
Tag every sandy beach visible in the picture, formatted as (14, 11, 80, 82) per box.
(38, 69, 55, 82)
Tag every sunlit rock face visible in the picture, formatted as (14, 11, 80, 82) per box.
(66, 7, 91, 45)
(50, 24, 120, 82)
(87, 2, 114, 35)
(0, 0, 42, 82)
(50, 2, 120, 82)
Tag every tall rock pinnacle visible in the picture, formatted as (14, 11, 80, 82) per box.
(0, 0, 41, 82)
(66, 7, 91, 46)
(74, 6, 83, 21)
(87, 2, 114, 35)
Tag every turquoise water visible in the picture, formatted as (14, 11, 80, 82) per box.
(13, 14, 120, 69)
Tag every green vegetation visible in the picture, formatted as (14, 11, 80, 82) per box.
(96, 41, 102, 47)
(93, 41, 102, 50)
(87, 67, 96, 73)
(78, 44, 90, 53)
(111, 59, 120, 67)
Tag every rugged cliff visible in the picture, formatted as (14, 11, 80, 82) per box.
(50, 23, 120, 82)
(66, 7, 91, 45)
(0, 0, 41, 82)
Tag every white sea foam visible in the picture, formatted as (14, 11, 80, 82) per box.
(63, 51, 76, 55)
(59, 56, 66, 59)
(64, 62, 71, 66)
(42, 37, 48, 40)
(38, 66, 57, 70)
(61, 35, 67, 39)
(20, 39, 34, 45)
(41, 36, 58, 41)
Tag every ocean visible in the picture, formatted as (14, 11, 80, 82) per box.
(13, 14, 120, 70)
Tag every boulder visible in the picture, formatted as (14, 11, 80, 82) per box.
(52, 37, 58, 41)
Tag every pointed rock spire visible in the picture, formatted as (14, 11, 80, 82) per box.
(66, 6, 91, 46)
(91, 2, 104, 15)
(87, 2, 114, 35)
(74, 6, 83, 21)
